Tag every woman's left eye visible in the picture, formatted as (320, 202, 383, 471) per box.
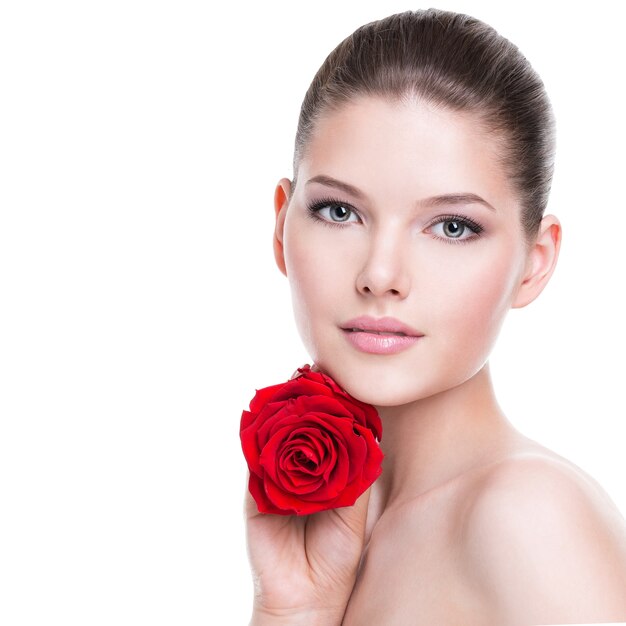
(307, 200, 361, 225)
(429, 216, 483, 242)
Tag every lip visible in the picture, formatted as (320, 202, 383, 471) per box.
(340, 316, 424, 355)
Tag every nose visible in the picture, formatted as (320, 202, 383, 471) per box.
(355, 228, 411, 299)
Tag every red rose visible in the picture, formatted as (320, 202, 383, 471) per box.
(240, 365, 383, 516)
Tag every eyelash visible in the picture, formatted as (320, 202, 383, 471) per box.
(306, 197, 485, 244)
(429, 213, 484, 245)
(306, 197, 361, 228)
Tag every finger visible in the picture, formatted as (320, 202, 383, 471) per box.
(243, 474, 263, 520)
(334, 487, 372, 541)
(306, 488, 373, 574)
(244, 486, 257, 519)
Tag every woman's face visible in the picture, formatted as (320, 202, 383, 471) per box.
(274, 96, 546, 407)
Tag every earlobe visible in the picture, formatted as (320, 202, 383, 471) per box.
(512, 215, 562, 309)
(273, 178, 292, 277)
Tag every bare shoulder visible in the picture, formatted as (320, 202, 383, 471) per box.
(460, 452, 626, 622)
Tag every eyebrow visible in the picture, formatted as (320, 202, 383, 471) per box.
(305, 174, 497, 212)
(422, 192, 496, 212)
(306, 174, 367, 200)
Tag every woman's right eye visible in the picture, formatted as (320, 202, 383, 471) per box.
(307, 200, 361, 225)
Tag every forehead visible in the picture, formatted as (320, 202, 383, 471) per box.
(300, 96, 517, 213)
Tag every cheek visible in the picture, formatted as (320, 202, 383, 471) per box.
(283, 218, 347, 349)
(425, 241, 522, 359)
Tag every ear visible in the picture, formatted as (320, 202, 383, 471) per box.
(512, 215, 562, 309)
(273, 177, 292, 277)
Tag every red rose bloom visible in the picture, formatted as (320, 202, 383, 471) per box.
(240, 365, 383, 515)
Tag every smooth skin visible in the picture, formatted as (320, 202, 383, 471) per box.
(246, 96, 626, 625)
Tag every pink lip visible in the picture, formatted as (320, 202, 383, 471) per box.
(340, 316, 424, 354)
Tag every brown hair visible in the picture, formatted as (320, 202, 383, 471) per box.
(291, 8, 556, 246)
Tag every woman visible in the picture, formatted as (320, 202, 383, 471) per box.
(245, 9, 626, 625)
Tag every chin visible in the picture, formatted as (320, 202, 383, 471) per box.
(348, 383, 423, 408)
(317, 359, 428, 408)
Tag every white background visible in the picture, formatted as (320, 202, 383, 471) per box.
(1, 1, 624, 623)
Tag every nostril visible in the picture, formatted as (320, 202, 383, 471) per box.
(357, 273, 408, 298)
(360, 285, 403, 296)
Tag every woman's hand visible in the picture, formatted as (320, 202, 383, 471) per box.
(245, 486, 370, 626)
(244, 364, 371, 626)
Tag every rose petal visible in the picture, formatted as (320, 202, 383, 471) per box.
(270, 377, 334, 403)
(241, 365, 384, 516)
(280, 430, 327, 472)
(263, 425, 338, 488)
(248, 382, 288, 413)
(263, 473, 325, 515)
(296, 435, 348, 502)
(258, 411, 349, 447)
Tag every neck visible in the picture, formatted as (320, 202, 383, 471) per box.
(370, 362, 522, 514)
